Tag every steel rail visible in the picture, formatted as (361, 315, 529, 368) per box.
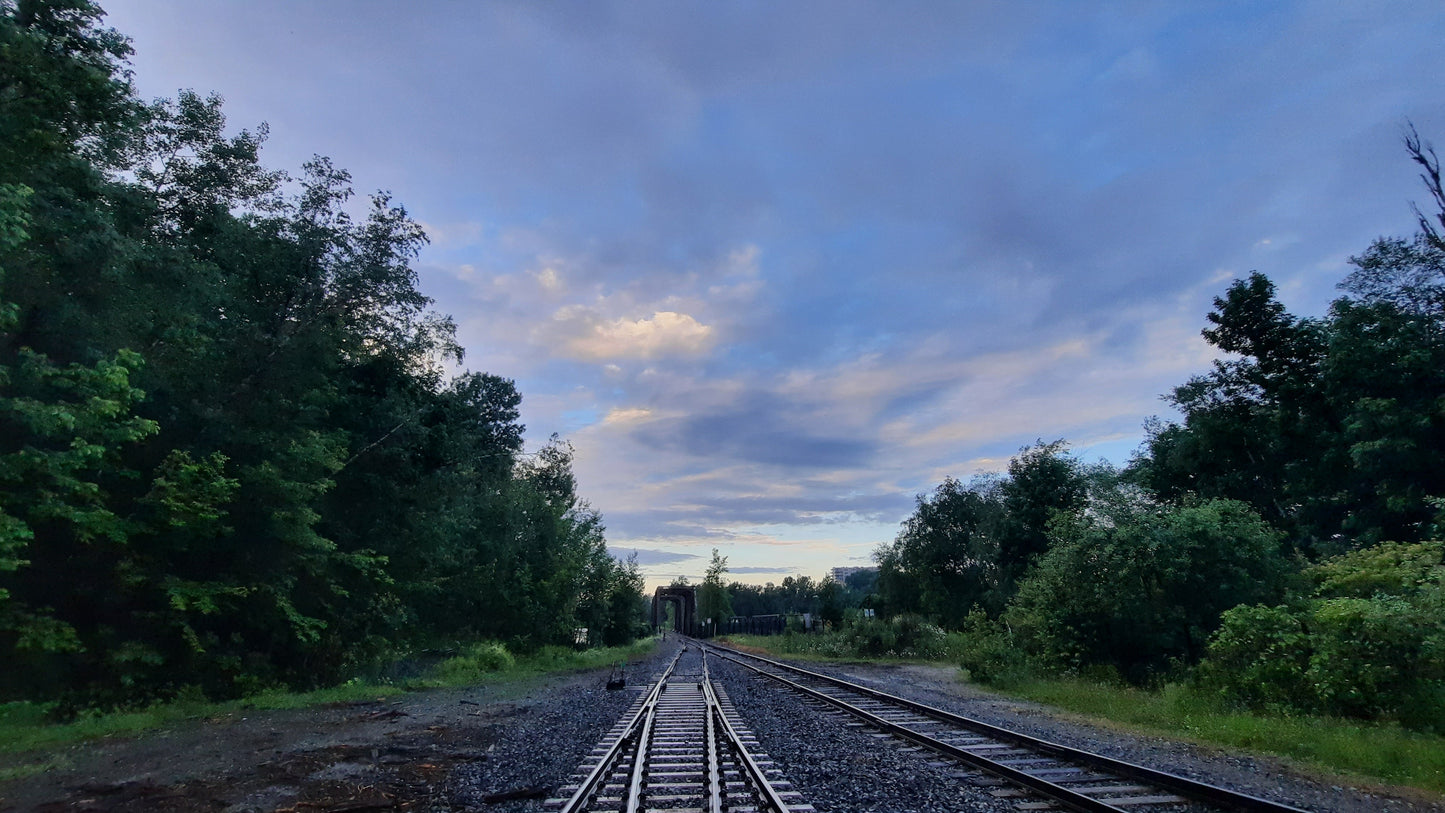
(701, 650, 795, 813)
(556, 648, 682, 813)
(704, 641, 1310, 813)
(703, 677, 723, 813)
(622, 677, 659, 813)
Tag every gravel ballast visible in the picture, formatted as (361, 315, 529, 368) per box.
(444, 640, 682, 812)
(709, 654, 1014, 813)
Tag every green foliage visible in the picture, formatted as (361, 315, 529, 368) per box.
(697, 547, 732, 630)
(997, 440, 1088, 587)
(953, 609, 1032, 686)
(876, 476, 1005, 623)
(835, 614, 949, 659)
(728, 572, 876, 618)
(873, 441, 1090, 624)
(1199, 541, 1445, 730)
(1006, 497, 1286, 682)
(435, 642, 516, 685)
(724, 622, 960, 663)
(0, 0, 646, 708)
(1136, 187, 1445, 554)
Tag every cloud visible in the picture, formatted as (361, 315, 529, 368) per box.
(531, 266, 565, 293)
(539, 308, 716, 361)
(609, 547, 699, 566)
(602, 407, 654, 425)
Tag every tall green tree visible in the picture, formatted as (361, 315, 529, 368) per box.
(876, 477, 1004, 623)
(0, 0, 646, 704)
(996, 441, 1088, 589)
(697, 548, 732, 632)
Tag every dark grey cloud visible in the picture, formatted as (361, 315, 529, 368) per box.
(649, 493, 914, 527)
(609, 547, 699, 566)
(601, 512, 742, 543)
(629, 393, 876, 470)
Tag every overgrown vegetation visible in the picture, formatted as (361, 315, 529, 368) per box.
(0, 0, 648, 713)
(725, 630, 1445, 793)
(1199, 541, 1445, 729)
(726, 615, 959, 661)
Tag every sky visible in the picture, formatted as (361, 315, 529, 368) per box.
(103, 1, 1445, 588)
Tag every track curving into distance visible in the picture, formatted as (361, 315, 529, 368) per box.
(549, 643, 813, 813)
(702, 640, 1313, 813)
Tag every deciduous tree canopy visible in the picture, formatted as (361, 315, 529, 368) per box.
(0, 0, 644, 707)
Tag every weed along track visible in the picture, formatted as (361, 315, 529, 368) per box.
(702, 641, 1313, 813)
(549, 644, 813, 813)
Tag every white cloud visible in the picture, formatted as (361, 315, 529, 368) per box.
(540, 308, 717, 361)
(603, 407, 655, 425)
(531, 266, 564, 293)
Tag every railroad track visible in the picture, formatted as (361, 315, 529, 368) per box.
(549, 644, 814, 813)
(701, 641, 1313, 813)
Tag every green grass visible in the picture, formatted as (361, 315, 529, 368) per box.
(0, 637, 657, 764)
(717, 634, 1445, 796)
(1004, 677, 1445, 795)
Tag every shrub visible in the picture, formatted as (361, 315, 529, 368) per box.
(842, 614, 947, 659)
(954, 610, 1032, 686)
(1197, 541, 1445, 731)
(1197, 604, 1313, 712)
(435, 641, 515, 684)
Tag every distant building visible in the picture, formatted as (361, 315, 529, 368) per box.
(830, 566, 876, 582)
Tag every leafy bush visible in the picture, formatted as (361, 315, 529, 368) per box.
(1006, 498, 1286, 682)
(1198, 541, 1445, 730)
(725, 615, 956, 662)
(435, 641, 515, 684)
(1196, 604, 1313, 712)
(841, 614, 948, 659)
(954, 610, 1032, 686)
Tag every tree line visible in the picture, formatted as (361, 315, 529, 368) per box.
(0, 0, 647, 709)
(872, 131, 1445, 730)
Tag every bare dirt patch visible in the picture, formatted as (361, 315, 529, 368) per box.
(0, 675, 584, 812)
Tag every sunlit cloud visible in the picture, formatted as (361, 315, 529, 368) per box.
(541, 308, 717, 361)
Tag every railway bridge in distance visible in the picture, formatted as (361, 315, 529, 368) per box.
(651, 585, 697, 635)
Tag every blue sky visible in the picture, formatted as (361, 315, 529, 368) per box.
(104, 1, 1445, 587)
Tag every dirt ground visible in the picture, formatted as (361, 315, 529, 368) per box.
(0, 674, 581, 812)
